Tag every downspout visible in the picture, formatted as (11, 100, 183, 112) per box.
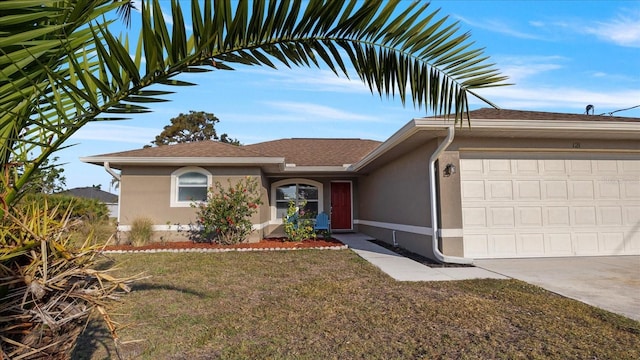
(103, 162, 122, 225)
(428, 126, 473, 264)
(103, 161, 120, 181)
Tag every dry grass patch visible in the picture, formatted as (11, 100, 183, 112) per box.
(73, 250, 640, 359)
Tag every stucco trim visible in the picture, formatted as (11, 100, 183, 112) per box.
(439, 228, 464, 237)
(354, 219, 433, 235)
(118, 221, 270, 232)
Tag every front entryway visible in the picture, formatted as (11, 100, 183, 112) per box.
(331, 182, 352, 230)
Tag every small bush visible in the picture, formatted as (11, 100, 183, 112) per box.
(283, 200, 316, 242)
(129, 217, 154, 246)
(191, 177, 262, 245)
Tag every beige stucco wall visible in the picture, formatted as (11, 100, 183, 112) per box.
(119, 166, 266, 243)
(437, 151, 464, 257)
(357, 140, 438, 258)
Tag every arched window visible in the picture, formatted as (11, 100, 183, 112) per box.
(272, 179, 322, 219)
(171, 167, 211, 207)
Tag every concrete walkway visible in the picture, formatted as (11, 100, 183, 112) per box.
(333, 233, 506, 281)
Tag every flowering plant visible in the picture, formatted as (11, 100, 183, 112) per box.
(283, 200, 316, 242)
(191, 177, 262, 245)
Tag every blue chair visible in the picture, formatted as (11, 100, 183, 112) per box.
(314, 212, 330, 235)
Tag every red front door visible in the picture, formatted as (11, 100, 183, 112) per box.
(331, 182, 352, 230)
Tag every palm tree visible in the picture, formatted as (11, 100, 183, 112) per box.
(0, 0, 508, 210)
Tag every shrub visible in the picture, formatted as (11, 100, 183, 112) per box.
(283, 200, 317, 242)
(192, 177, 262, 245)
(20, 193, 109, 221)
(129, 217, 154, 246)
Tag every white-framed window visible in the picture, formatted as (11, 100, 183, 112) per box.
(271, 179, 323, 221)
(170, 167, 211, 207)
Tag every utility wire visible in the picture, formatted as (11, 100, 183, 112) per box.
(598, 104, 640, 116)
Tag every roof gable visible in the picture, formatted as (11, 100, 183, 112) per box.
(245, 138, 381, 166)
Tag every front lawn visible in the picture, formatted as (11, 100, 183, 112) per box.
(74, 250, 640, 359)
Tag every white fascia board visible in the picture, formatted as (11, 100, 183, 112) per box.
(351, 117, 640, 171)
(282, 165, 351, 172)
(456, 118, 640, 132)
(80, 156, 285, 166)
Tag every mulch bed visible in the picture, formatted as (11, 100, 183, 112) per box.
(370, 240, 473, 268)
(102, 237, 346, 253)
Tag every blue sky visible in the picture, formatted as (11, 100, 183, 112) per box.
(61, 0, 640, 192)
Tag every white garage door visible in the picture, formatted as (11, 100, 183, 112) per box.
(460, 157, 640, 258)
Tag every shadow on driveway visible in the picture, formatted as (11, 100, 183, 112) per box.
(475, 256, 640, 321)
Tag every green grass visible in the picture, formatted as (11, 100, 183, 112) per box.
(74, 250, 640, 359)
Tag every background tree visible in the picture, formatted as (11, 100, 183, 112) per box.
(151, 111, 240, 146)
(23, 156, 67, 194)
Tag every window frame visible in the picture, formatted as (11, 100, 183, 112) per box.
(271, 179, 323, 223)
(170, 167, 212, 207)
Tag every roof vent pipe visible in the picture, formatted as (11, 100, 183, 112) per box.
(428, 126, 473, 265)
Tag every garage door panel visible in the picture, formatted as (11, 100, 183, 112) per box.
(519, 233, 545, 255)
(546, 233, 573, 255)
(492, 234, 517, 256)
(543, 181, 568, 200)
(462, 180, 485, 200)
(623, 180, 640, 198)
(461, 157, 639, 258)
(568, 160, 593, 173)
(462, 207, 487, 227)
(546, 207, 570, 226)
(542, 159, 567, 173)
(600, 233, 625, 253)
(489, 207, 515, 227)
(515, 159, 539, 173)
(465, 234, 489, 256)
(626, 231, 640, 251)
(487, 159, 511, 173)
(573, 207, 597, 226)
(517, 207, 543, 226)
(621, 161, 640, 173)
(597, 181, 621, 199)
(574, 233, 599, 255)
(571, 181, 595, 199)
(599, 207, 623, 225)
(487, 181, 513, 200)
(515, 180, 541, 199)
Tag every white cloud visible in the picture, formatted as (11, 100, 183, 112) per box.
(472, 86, 640, 115)
(582, 10, 640, 48)
(72, 123, 159, 144)
(242, 68, 370, 94)
(455, 15, 542, 40)
(223, 101, 390, 124)
(491, 55, 567, 82)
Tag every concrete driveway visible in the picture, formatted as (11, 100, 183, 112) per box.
(475, 256, 640, 321)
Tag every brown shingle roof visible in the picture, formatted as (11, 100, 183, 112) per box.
(90, 138, 382, 167)
(466, 108, 640, 122)
(94, 140, 265, 158)
(245, 138, 382, 166)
